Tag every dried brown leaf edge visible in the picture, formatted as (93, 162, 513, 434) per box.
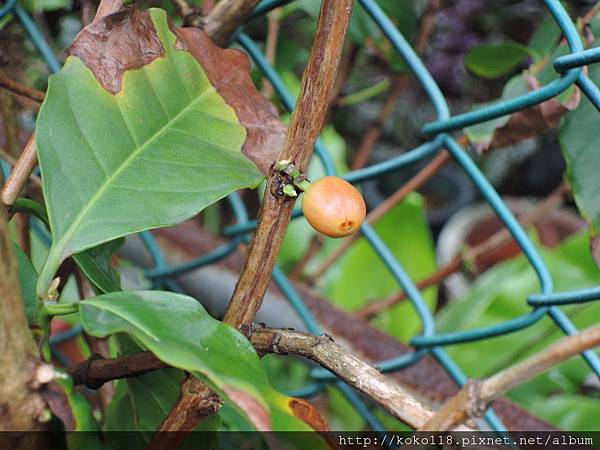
(477, 74, 581, 153)
(70, 6, 285, 175)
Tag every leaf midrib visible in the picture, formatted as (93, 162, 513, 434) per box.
(51, 82, 222, 261)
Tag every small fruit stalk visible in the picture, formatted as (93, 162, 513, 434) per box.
(275, 161, 366, 238)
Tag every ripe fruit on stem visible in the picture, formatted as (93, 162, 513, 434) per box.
(302, 176, 366, 238)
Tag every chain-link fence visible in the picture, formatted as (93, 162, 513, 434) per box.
(2, 0, 600, 434)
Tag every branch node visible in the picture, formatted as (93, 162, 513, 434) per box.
(466, 379, 485, 419)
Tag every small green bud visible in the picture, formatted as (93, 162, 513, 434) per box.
(282, 184, 298, 197)
(295, 179, 312, 192)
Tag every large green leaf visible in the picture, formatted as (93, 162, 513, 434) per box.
(36, 8, 273, 294)
(78, 290, 327, 437)
(465, 41, 533, 79)
(316, 194, 437, 342)
(560, 47, 600, 255)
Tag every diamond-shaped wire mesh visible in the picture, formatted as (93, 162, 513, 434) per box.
(2, 0, 600, 434)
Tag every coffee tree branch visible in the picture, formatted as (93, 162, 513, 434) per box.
(69, 326, 434, 428)
(154, 0, 354, 441)
(420, 324, 600, 431)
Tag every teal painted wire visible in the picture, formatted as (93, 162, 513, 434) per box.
(344, 137, 443, 184)
(0, 0, 16, 18)
(529, 286, 600, 305)
(14, 5, 61, 73)
(286, 382, 325, 398)
(146, 237, 244, 279)
(50, 324, 83, 344)
(227, 192, 249, 223)
(411, 306, 549, 347)
(423, 68, 580, 134)
(357, 0, 449, 121)
(422, 0, 583, 135)
(249, 0, 293, 20)
(337, 383, 387, 433)
(432, 347, 508, 432)
(555, 46, 600, 71)
(145, 194, 247, 279)
(0, 160, 10, 179)
(548, 307, 600, 375)
(360, 222, 435, 336)
(236, 32, 336, 176)
(273, 265, 322, 334)
(576, 72, 600, 110)
(444, 136, 553, 294)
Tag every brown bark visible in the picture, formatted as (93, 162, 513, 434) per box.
(224, 0, 354, 329)
(0, 209, 49, 440)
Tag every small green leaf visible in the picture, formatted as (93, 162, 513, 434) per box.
(74, 238, 124, 294)
(13, 243, 38, 324)
(79, 290, 327, 434)
(465, 41, 533, 79)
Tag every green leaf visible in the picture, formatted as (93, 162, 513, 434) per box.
(74, 238, 124, 294)
(526, 394, 600, 431)
(465, 41, 533, 79)
(560, 49, 600, 238)
(79, 290, 327, 435)
(22, 0, 71, 12)
(316, 194, 437, 341)
(50, 371, 108, 450)
(106, 368, 216, 449)
(13, 243, 38, 324)
(36, 8, 269, 294)
(527, 14, 561, 61)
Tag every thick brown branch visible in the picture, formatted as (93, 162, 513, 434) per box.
(421, 325, 600, 431)
(0, 209, 48, 433)
(250, 327, 434, 427)
(153, 0, 354, 440)
(224, 0, 354, 329)
(70, 327, 434, 428)
(68, 352, 169, 389)
(196, 0, 262, 47)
